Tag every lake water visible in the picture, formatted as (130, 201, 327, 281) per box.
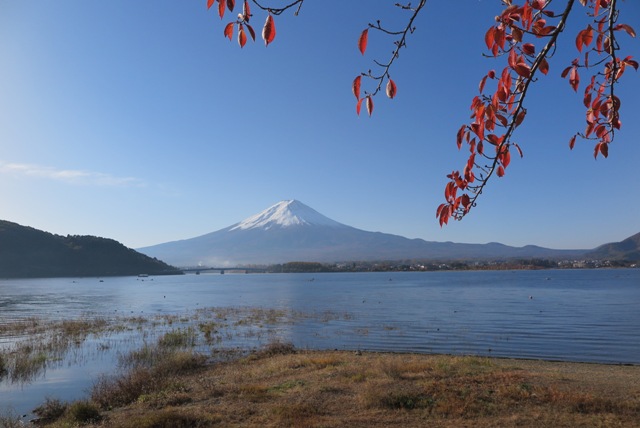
(1, 269, 639, 417)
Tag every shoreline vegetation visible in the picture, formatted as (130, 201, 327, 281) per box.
(1, 311, 639, 427)
(4, 347, 640, 428)
(256, 259, 637, 273)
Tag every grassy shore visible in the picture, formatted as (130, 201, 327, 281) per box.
(10, 341, 636, 428)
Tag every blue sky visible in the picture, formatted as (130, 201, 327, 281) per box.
(1, 1, 638, 250)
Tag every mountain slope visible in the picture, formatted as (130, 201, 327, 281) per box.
(138, 200, 585, 267)
(0, 220, 180, 278)
(586, 232, 640, 261)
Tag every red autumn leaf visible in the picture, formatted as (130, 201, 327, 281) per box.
(262, 15, 276, 46)
(514, 62, 531, 78)
(623, 56, 639, 70)
(352, 76, 361, 100)
(595, 142, 609, 158)
(486, 134, 501, 146)
(485, 27, 495, 51)
(243, 0, 251, 22)
(515, 109, 527, 126)
(445, 182, 457, 202)
(495, 114, 508, 127)
(539, 57, 549, 75)
(223, 22, 234, 40)
(522, 43, 535, 56)
(386, 79, 397, 99)
(532, 0, 545, 10)
(569, 67, 580, 92)
(576, 26, 593, 52)
(366, 95, 374, 116)
(245, 24, 256, 41)
(207, 0, 215, 9)
(514, 143, 524, 158)
(495, 26, 506, 50)
(508, 49, 518, 69)
(479, 75, 488, 93)
(237, 24, 247, 48)
(614, 23, 637, 38)
(356, 98, 363, 116)
(461, 194, 471, 209)
(218, 0, 225, 18)
(501, 149, 511, 168)
(583, 91, 592, 108)
(512, 27, 524, 43)
(226, 0, 235, 12)
(496, 165, 505, 177)
(358, 29, 368, 55)
(438, 204, 451, 226)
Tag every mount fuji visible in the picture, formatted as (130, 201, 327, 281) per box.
(137, 200, 584, 267)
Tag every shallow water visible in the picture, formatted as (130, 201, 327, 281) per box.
(1, 269, 639, 418)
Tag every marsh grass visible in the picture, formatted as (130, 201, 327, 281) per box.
(0, 316, 121, 384)
(33, 397, 67, 424)
(93, 338, 207, 410)
(0, 408, 22, 428)
(157, 327, 197, 348)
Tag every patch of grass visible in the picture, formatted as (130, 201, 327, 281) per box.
(251, 341, 296, 359)
(157, 327, 196, 348)
(113, 409, 217, 428)
(64, 401, 102, 425)
(0, 353, 7, 378)
(269, 379, 306, 393)
(0, 408, 22, 428)
(94, 345, 206, 409)
(11, 351, 48, 383)
(197, 321, 220, 343)
(92, 368, 160, 409)
(271, 400, 319, 426)
(33, 397, 68, 424)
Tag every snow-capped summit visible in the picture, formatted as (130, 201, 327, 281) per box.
(230, 200, 345, 231)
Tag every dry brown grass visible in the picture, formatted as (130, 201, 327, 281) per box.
(34, 347, 640, 428)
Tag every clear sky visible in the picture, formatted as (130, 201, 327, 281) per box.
(1, 1, 638, 250)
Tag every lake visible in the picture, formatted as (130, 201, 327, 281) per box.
(1, 268, 639, 418)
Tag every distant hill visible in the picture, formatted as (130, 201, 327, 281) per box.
(586, 232, 640, 262)
(138, 200, 587, 267)
(0, 220, 181, 278)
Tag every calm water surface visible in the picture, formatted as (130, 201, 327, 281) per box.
(1, 269, 638, 417)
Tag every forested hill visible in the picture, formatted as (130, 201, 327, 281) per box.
(0, 220, 181, 278)
(586, 232, 640, 262)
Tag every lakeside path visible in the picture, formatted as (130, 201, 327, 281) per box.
(33, 347, 640, 428)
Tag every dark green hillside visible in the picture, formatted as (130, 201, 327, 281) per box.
(0, 220, 181, 278)
(586, 232, 640, 262)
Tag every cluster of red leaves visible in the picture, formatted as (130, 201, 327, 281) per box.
(563, 1, 637, 159)
(437, 0, 636, 227)
(208, 0, 275, 47)
(352, 28, 398, 116)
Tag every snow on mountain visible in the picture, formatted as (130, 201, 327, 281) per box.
(230, 200, 345, 231)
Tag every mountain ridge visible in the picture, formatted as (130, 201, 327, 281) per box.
(137, 200, 605, 267)
(0, 220, 181, 278)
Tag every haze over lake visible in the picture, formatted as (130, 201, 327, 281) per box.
(1, 268, 638, 417)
